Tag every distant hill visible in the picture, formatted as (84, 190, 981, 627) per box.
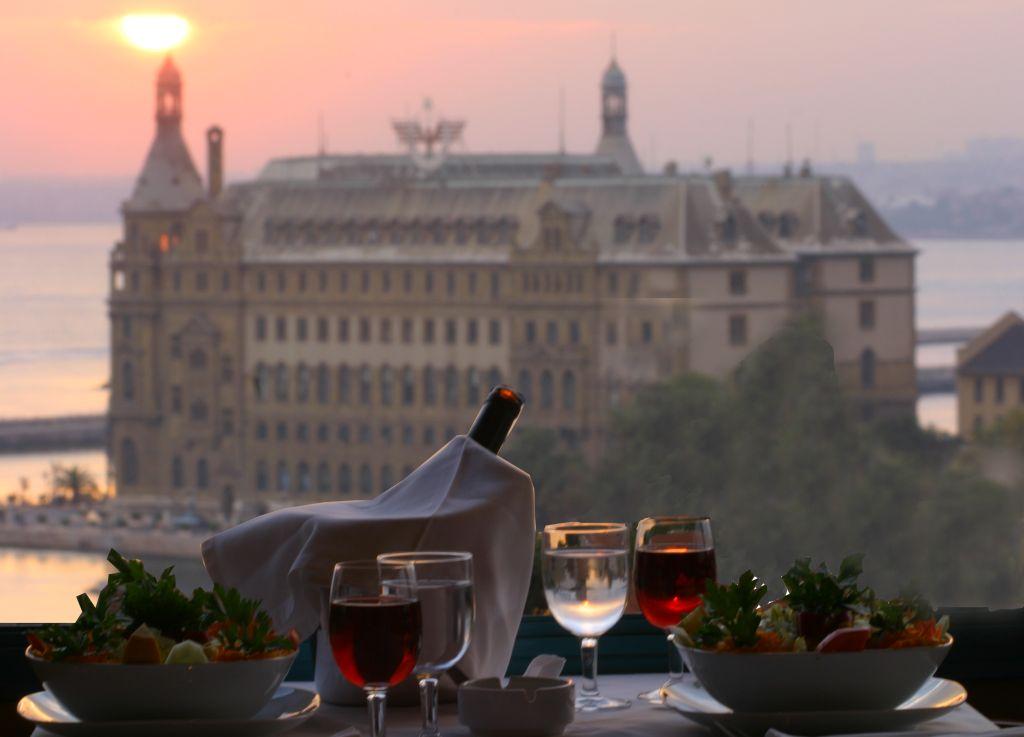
(0, 178, 131, 224)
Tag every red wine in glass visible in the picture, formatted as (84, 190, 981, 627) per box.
(635, 546, 717, 629)
(329, 595, 422, 688)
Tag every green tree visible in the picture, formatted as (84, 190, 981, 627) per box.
(47, 464, 101, 504)
(543, 317, 1024, 607)
(504, 428, 590, 527)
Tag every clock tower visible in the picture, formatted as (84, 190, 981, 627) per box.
(595, 57, 642, 175)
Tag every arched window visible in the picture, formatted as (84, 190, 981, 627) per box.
(122, 362, 135, 401)
(562, 370, 576, 410)
(196, 458, 209, 489)
(189, 349, 207, 370)
(423, 366, 437, 405)
(401, 366, 415, 405)
(120, 438, 138, 486)
(274, 363, 288, 401)
(359, 464, 373, 496)
(297, 462, 311, 493)
(487, 367, 502, 391)
(860, 348, 876, 389)
(380, 465, 394, 492)
(467, 367, 481, 406)
(380, 366, 394, 406)
(338, 464, 352, 495)
(540, 370, 554, 409)
(444, 366, 459, 406)
(254, 363, 269, 401)
(255, 461, 268, 492)
(317, 462, 331, 493)
(337, 365, 351, 404)
(276, 461, 290, 493)
(296, 363, 311, 402)
(518, 370, 532, 404)
(359, 365, 372, 405)
(171, 456, 184, 488)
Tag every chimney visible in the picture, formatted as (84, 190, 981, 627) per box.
(207, 126, 224, 198)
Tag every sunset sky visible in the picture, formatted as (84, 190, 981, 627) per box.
(4, 1, 1024, 179)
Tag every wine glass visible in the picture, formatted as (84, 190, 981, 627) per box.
(329, 560, 421, 737)
(542, 522, 630, 712)
(378, 551, 474, 737)
(633, 516, 716, 701)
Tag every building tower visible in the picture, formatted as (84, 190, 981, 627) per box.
(594, 57, 642, 175)
(110, 56, 241, 509)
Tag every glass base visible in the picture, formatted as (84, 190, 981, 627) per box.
(575, 694, 631, 712)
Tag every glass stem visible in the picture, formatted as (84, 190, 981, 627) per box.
(365, 687, 388, 737)
(419, 676, 440, 737)
(579, 636, 600, 698)
(666, 633, 684, 681)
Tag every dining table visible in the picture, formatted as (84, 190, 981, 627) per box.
(270, 673, 1001, 737)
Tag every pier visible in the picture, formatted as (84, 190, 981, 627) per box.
(0, 415, 106, 454)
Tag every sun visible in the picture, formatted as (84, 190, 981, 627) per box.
(119, 13, 191, 53)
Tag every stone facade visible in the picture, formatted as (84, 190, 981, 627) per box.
(108, 57, 917, 508)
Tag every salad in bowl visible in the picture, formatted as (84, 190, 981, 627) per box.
(674, 555, 952, 712)
(26, 549, 300, 721)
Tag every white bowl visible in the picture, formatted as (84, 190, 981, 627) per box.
(27, 648, 297, 721)
(682, 638, 952, 712)
(458, 677, 575, 737)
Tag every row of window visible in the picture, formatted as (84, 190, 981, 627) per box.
(254, 420, 454, 447)
(263, 217, 519, 248)
(254, 460, 412, 496)
(252, 363, 580, 410)
(254, 267, 502, 298)
(972, 376, 1024, 404)
(255, 314, 503, 346)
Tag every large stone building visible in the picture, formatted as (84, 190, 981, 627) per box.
(108, 56, 916, 509)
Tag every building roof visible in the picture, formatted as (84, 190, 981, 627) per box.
(258, 152, 624, 184)
(595, 133, 643, 176)
(958, 312, 1024, 376)
(226, 174, 788, 262)
(124, 127, 205, 213)
(733, 173, 905, 249)
(602, 59, 626, 89)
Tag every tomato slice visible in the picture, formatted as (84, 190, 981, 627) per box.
(816, 626, 872, 653)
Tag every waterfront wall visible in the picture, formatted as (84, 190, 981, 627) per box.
(0, 524, 204, 560)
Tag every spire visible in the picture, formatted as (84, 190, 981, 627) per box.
(125, 55, 205, 213)
(595, 53, 642, 175)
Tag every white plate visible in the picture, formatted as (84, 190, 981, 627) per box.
(17, 685, 321, 737)
(663, 676, 967, 736)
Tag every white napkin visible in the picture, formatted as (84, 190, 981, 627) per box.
(767, 727, 1023, 737)
(202, 435, 536, 705)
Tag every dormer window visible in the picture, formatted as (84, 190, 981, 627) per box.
(850, 210, 869, 238)
(543, 227, 563, 249)
(778, 211, 799, 238)
(613, 216, 634, 244)
(637, 216, 660, 244)
(721, 213, 738, 245)
(454, 219, 470, 245)
(195, 229, 208, 252)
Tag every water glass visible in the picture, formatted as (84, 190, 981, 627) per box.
(542, 522, 630, 712)
(633, 516, 716, 701)
(378, 551, 474, 737)
(329, 560, 421, 737)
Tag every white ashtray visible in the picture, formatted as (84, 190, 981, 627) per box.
(458, 676, 575, 737)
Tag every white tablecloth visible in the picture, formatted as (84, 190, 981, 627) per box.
(286, 673, 999, 737)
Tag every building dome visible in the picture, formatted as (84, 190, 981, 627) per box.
(157, 55, 181, 86)
(602, 59, 626, 89)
